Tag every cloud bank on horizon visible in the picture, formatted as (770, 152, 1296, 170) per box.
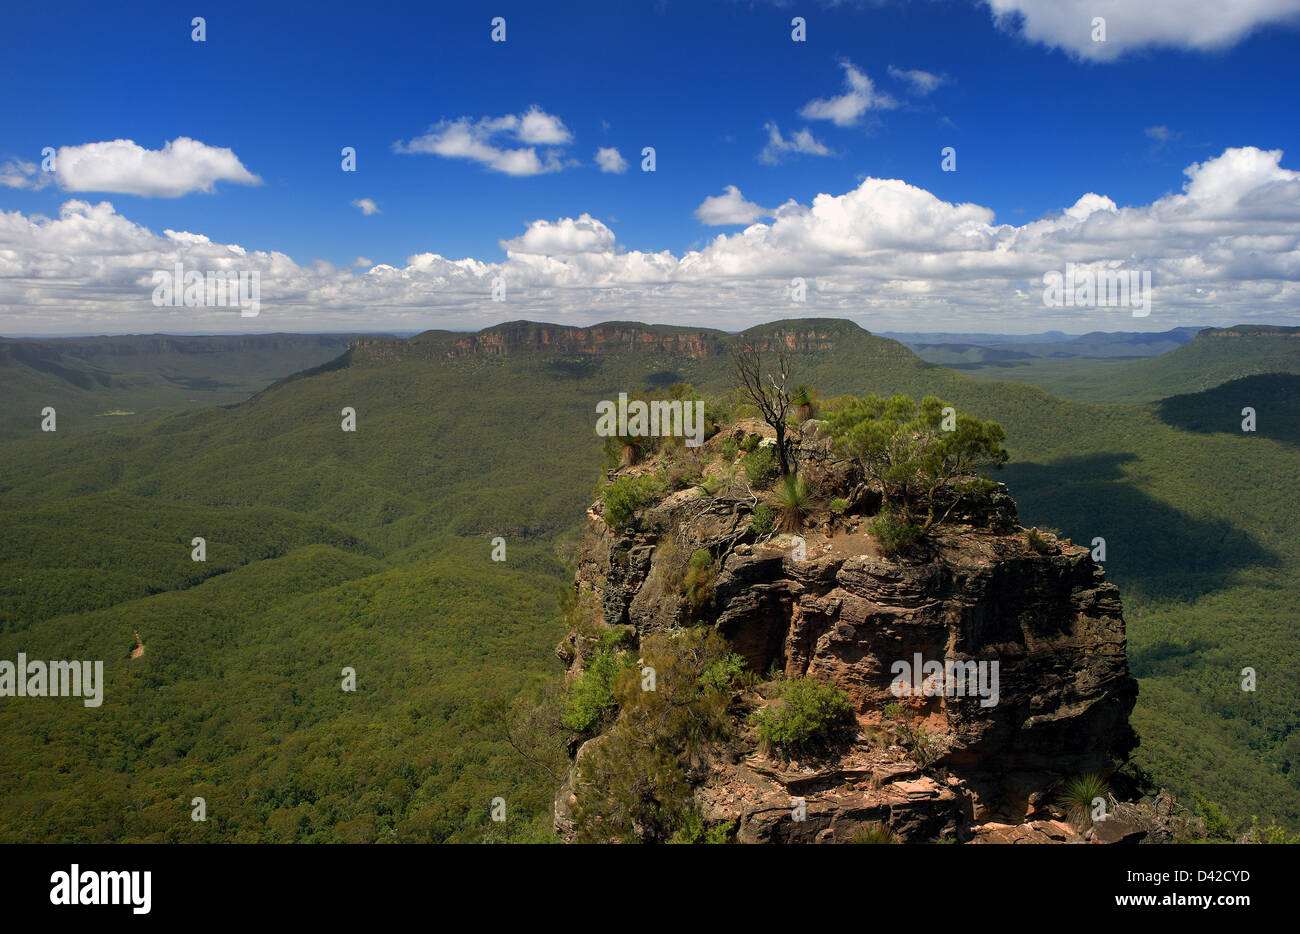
(2, 145, 1296, 334)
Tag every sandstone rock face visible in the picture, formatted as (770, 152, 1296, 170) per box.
(556, 421, 1143, 842)
(349, 321, 858, 365)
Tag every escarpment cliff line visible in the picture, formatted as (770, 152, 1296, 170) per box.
(347, 319, 862, 362)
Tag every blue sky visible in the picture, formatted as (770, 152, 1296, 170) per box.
(2, 0, 1299, 334)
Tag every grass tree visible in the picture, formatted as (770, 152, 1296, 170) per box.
(771, 474, 810, 532)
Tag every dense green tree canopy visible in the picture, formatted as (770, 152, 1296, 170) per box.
(826, 394, 1008, 531)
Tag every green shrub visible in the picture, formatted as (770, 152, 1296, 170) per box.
(753, 677, 854, 756)
(668, 809, 733, 844)
(1025, 527, 1056, 555)
(561, 645, 635, 733)
(699, 652, 745, 693)
(749, 505, 775, 537)
(1245, 815, 1300, 844)
(572, 628, 745, 842)
(901, 721, 937, 767)
(666, 450, 704, 491)
(683, 549, 716, 607)
(830, 497, 849, 514)
(739, 432, 761, 453)
(882, 702, 903, 720)
(721, 439, 739, 462)
(868, 505, 923, 555)
(1190, 792, 1237, 841)
(742, 445, 779, 487)
(600, 472, 666, 528)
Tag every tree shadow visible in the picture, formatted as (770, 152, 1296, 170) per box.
(1129, 637, 1218, 679)
(547, 357, 604, 380)
(644, 369, 683, 389)
(1156, 373, 1300, 448)
(1002, 452, 1278, 603)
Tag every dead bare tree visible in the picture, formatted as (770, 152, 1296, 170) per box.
(730, 343, 797, 477)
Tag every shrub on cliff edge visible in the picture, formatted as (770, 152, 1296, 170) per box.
(600, 472, 666, 527)
(753, 676, 854, 757)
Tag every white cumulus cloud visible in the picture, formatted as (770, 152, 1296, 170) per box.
(983, 0, 1300, 61)
(695, 186, 770, 226)
(887, 65, 947, 95)
(351, 198, 381, 216)
(38, 137, 262, 197)
(394, 108, 574, 176)
(595, 147, 628, 173)
(759, 123, 832, 165)
(0, 158, 52, 190)
(499, 214, 616, 255)
(800, 61, 899, 127)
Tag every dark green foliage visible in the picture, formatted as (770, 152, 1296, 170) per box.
(753, 677, 854, 757)
(1244, 815, 1300, 844)
(749, 505, 775, 537)
(1190, 792, 1237, 841)
(741, 445, 779, 487)
(599, 473, 666, 528)
(572, 628, 745, 842)
(668, 809, 733, 844)
(596, 381, 717, 470)
(0, 334, 359, 443)
(868, 505, 924, 556)
(561, 642, 636, 733)
(683, 549, 716, 608)
(826, 394, 1007, 532)
(0, 539, 570, 843)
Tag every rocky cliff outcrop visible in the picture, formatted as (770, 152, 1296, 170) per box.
(555, 417, 1151, 843)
